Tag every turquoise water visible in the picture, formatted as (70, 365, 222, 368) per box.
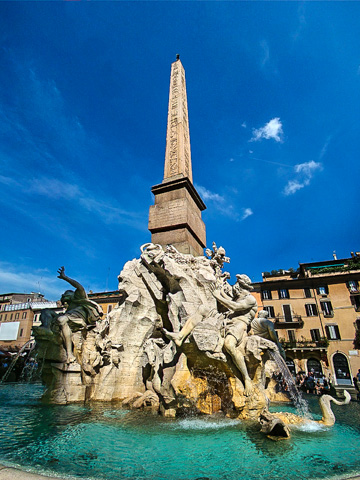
(0, 383, 360, 480)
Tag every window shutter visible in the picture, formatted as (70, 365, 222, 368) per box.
(325, 325, 330, 339)
(334, 325, 341, 340)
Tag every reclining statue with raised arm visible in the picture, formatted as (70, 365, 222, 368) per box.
(57, 266, 103, 363)
(163, 273, 258, 396)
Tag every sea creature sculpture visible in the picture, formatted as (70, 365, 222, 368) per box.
(261, 390, 351, 439)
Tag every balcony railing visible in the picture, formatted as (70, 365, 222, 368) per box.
(274, 315, 304, 329)
(281, 338, 329, 350)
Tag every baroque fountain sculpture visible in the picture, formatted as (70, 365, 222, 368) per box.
(33, 242, 350, 437)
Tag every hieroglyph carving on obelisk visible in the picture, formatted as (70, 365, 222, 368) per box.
(164, 58, 193, 183)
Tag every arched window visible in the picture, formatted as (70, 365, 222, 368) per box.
(307, 358, 323, 378)
(285, 358, 296, 376)
(332, 353, 352, 385)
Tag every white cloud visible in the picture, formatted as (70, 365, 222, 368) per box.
(283, 161, 323, 196)
(30, 178, 80, 200)
(250, 118, 283, 143)
(260, 39, 270, 67)
(195, 185, 225, 203)
(283, 180, 306, 196)
(319, 137, 331, 160)
(294, 160, 322, 176)
(0, 262, 106, 301)
(241, 122, 247, 128)
(241, 208, 253, 220)
(195, 184, 241, 220)
(29, 176, 144, 228)
(292, 3, 306, 41)
(0, 175, 19, 187)
(0, 262, 62, 300)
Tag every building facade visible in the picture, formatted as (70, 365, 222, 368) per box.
(88, 290, 124, 316)
(253, 253, 360, 387)
(0, 293, 60, 352)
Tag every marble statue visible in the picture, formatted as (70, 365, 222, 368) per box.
(56, 267, 104, 363)
(32, 243, 349, 434)
(251, 310, 286, 360)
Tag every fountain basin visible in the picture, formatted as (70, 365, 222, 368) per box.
(0, 383, 360, 480)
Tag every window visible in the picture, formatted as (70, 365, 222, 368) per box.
(107, 305, 113, 313)
(305, 303, 318, 316)
(288, 330, 296, 342)
(325, 324, 341, 340)
(0, 314, 2, 321)
(321, 301, 333, 317)
(22, 312, 27, 319)
(262, 290, 272, 300)
(317, 285, 329, 295)
(286, 358, 296, 375)
(333, 352, 351, 384)
(4, 314, 7, 321)
(10, 313, 13, 320)
(347, 280, 359, 294)
(19, 328, 24, 337)
(351, 295, 360, 312)
(279, 288, 289, 299)
(282, 304, 293, 321)
(310, 329, 321, 342)
(263, 306, 275, 318)
(304, 288, 312, 298)
(307, 358, 323, 378)
(15, 313, 19, 319)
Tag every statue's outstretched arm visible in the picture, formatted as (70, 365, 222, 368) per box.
(213, 287, 256, 312)
(57, 266, 86, 297)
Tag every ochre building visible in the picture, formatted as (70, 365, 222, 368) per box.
(252, 252, 360, 388)
(0, 293, 60, 352)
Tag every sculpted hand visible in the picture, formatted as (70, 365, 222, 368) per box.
(57, 266, 66, 279)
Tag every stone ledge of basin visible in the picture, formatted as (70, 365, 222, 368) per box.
(0, 465, 359, 480)
(0, 464, 72, 480)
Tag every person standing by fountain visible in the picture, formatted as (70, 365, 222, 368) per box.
(57, 267, 103, 363)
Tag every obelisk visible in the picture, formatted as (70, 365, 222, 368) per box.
(148, 56, 206, 256)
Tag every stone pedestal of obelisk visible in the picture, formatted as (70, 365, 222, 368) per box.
(148, 56, 206, 256)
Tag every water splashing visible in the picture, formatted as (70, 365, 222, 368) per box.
(0, 340, 33, 383)
(269, 350, 312, 419)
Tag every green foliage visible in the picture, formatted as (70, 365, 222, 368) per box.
(280, 337, 329, 349)
(309, 259, 360, 275)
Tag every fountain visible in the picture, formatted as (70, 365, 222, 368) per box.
(30, 243, 350, 439)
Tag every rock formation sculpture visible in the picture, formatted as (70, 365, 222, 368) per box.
(33, 244, 348, 429)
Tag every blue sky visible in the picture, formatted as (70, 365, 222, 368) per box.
(0, 2, 359, 300)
